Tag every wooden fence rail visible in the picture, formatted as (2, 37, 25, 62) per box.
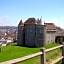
(0, 45, 64, 64)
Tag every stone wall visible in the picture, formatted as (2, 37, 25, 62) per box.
(46, 31, 56, 44)
(35, 25, 45, 47)
(17, 26, 24, 46)
(17, 24, 46, 47)
(24, 24, 35, 47)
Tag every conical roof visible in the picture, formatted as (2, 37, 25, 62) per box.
(18, 20, 24, 26)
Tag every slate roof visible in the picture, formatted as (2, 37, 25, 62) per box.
(44, 23, 56, 30)
(24, 18, 37, 24)
(56, 26, 62, 31)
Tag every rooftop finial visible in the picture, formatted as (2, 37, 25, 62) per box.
(40, 16, 44, 25)
(41, 16, 42, 20)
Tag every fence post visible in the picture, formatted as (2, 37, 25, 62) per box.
(62, 45, 64, 64)
(40, 48, 46, 64)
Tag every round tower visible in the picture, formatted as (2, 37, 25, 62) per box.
(17, 20, 24, 46)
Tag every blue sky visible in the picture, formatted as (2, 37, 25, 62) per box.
(0, 0, 64, 28)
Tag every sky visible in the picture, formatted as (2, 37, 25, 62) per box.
(0, 0, 64, 28)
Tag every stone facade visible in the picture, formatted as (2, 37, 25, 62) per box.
(17, 18, 46, 47)
(44, 23, 56, 44)
(17, 18, 63, 47)
(46, 31, 56, 44)
(17, 20, 24, 46)
(24, 24, 46, 47)
(24, 24, 36, 47)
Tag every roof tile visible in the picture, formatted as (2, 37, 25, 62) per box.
(45, 23, 56, 30)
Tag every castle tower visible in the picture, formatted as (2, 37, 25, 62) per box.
(24, 18, 37, 47)
(24, 18, 45, 47)
(17, 20, 24, 46)
(35, 18, 46, 46)
(17, 18, 46, 47)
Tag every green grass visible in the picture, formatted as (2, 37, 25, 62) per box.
(55, 59, 64, 64)
(45, 43, 61, 64)
(19, 43, 61, 64)
(0, 43, 40, 62)
(44, 42, 60, 49)
(44, 43, 61, 62)
(56, 60, 62, 64)
(0, 43, 61, 64)
(18, 56, 40, 64)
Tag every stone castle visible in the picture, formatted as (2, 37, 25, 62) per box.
(17, 18, 62, 47)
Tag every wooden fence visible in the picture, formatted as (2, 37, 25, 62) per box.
(0, 45, 64, 64)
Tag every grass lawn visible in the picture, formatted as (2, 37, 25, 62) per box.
(56, 60, 62, 64)
(19, 43, 61, 64)
(0, 43, 40, 62)
(0, 43, 61, 64)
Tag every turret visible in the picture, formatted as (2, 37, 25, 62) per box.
(17, 19, 24, 46)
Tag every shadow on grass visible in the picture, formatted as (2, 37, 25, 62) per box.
(12, 43, 40, 48)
